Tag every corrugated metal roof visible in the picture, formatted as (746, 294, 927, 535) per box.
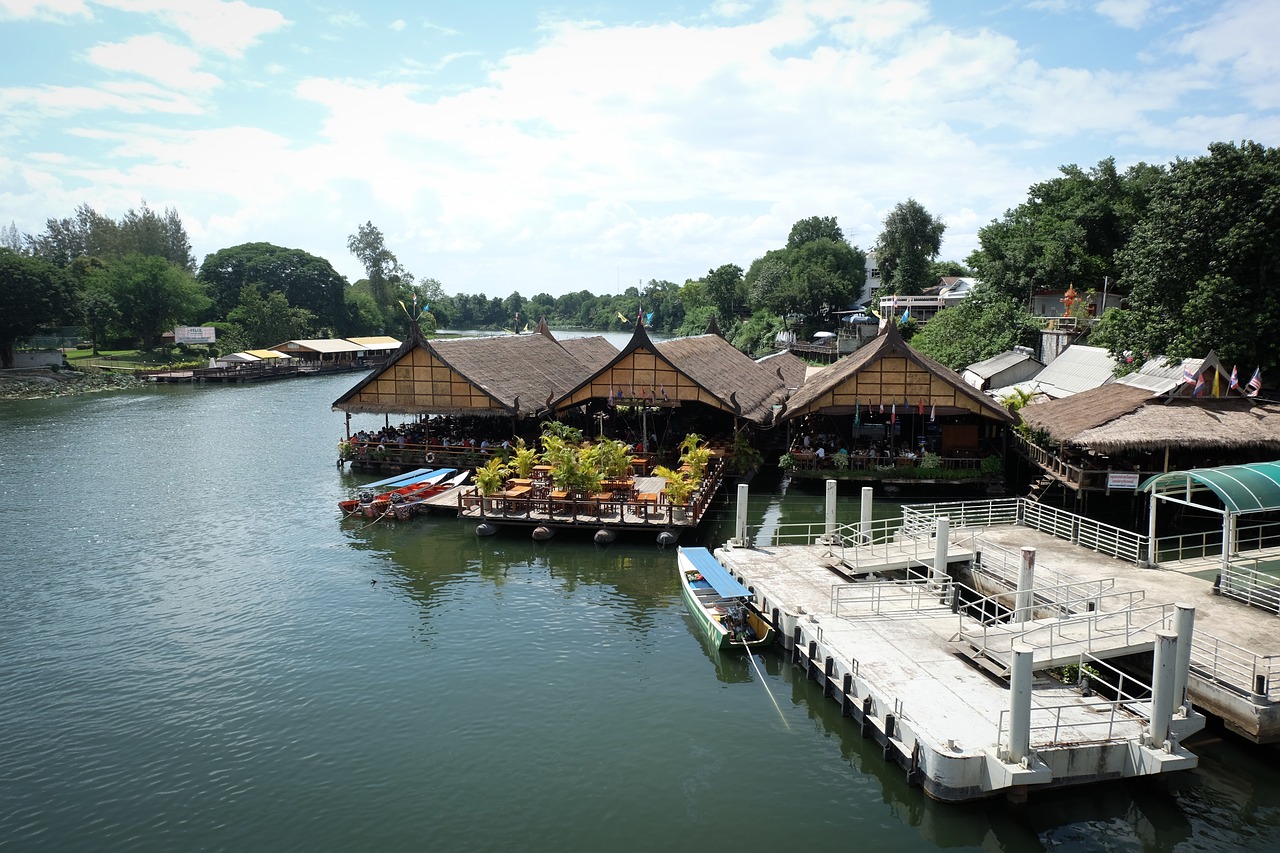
(1117, 356, 1203, 394)
(1031, 345, 1118, 398)
(272, 339, 364, 354)
(966, 350, 1037, 379)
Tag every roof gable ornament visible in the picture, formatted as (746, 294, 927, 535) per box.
(706, 315, 723, 338)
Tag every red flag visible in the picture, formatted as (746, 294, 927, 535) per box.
(918, 400, 925, 416)
(890, 402, 896, 424)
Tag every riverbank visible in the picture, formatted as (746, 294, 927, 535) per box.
(0, 367, 146, 400)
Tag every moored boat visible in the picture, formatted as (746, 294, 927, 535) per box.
(339, 469, 457, 517)
(677, 546, 775, 650)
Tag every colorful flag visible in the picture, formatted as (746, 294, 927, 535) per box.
(1194, 373, 1205, 396)
(1248, 368, 1262, 397)
(616, 311, 630, 324)
(645, 311, 654, 326)
(901, 309, 910, 324)
(1230, 366, 1239, 390)
(1213, 370, 1220, 397)
(879, 401, 885, 415)
(854, 401, 860, 425)
(1183, 364, 1195, 384)
(890, 402, 896, 424)
(918, 400, 925, 416)
(930, 404, 936, 423)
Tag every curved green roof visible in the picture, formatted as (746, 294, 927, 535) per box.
(1140, 460, 1280, 514)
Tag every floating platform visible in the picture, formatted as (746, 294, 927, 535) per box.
(715, 536, 1205, 802)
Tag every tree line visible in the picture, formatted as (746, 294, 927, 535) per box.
(5, 139, 1276, 376)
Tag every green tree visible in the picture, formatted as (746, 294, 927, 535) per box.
(347, 222, 414, 331)
(909, 286, 1038, 370)
(702, 263, 745, 322)
(198, 243, 349, 333)
(968, 158, 1162, 306)
(0, 248, 73, 367)
(103, 254, 209, 347)
(28, 202, 194, 271)
(787, 238, 866, 318)
(877, 199, 946, 295)
(226, 284, 318, 348)
(787, 215, 844, 249)
(1098, 141, 1280, 372)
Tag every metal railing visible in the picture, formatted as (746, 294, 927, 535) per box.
(830, 577, 954, 618)
(958, 600, 1167, 662)
(1219, 563, 1280, 615)
(899, 497, 1148, 564)
(1178, 627, 1280, 701)
(996, 654, 1150, 749)
(1156, 520, 1280, 563)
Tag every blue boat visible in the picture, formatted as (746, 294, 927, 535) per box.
(677, 546, 775, 650)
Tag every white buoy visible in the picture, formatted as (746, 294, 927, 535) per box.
(476, 523, 497, 537)
(532, 525, 554, 541)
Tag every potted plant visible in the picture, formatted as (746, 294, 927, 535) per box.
(475, 457, 510, 498)
(653, 464, 695, 519)
(728, 429, 763, 475)
(511, 439, 539, 480)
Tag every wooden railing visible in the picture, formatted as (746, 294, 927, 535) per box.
(1011, 433, 1162, 492)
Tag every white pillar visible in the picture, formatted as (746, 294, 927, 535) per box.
(824, 479, 838, 538)
(1016, 547, 1036, 624)
(859, 486, 873, 545)
(1150, 629, 1178, 747)
(1221, 511, 1231, 569)
(1173, 604, 1195, 714)
(1147, 491, 1158, 566)
(734, 482, 749, 546)
(1007, 645, 1034, 763)
(932, 516, 950, 585)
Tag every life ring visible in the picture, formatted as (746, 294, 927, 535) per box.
(425, 452, 436, 464)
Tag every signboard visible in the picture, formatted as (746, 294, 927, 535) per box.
(174, 325, 217, 344)
(1107, 472, 1141, 490)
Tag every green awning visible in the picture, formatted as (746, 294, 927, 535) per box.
(1140, 460, 1280, 514)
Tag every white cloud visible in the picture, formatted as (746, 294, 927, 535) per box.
(327, 11, 363, 28)
(1094, 0, 1153, 28)
(0, 0, 90, 20)
(96, 0, 289, 56)
(390, 18, 405, 32)
(86, 33, 221, 93)
(1174, 0, 1280, 109)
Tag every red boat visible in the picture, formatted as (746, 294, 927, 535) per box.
(339, 469, 458, 518)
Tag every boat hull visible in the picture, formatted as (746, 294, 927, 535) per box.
(677, 551, 774, 651)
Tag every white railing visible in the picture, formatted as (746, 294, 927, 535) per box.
(1219, 563, 1280, 616)
(901, 499, 1019, 532)
(830, 578, 954, 618)
(1157, 521, 1280, 564)
(1178, 627, 1280, 701)
(959, 600, 1167, 662)
(996, 654, 1151, 748)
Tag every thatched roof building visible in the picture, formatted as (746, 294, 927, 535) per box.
(1022, 385, 1280, 454)
(550, 320, 786, 424)
(781, 323, 1012, 423)
(332, 323, 613, 418)
(756, 350, 809, 394)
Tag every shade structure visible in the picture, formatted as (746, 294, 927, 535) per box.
(1141, 461, 1280, 515)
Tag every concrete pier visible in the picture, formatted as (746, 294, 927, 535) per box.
(717, 538, 1205, 802)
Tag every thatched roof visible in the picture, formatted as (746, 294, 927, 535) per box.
(756, 350, 809, 393)
(332, 325, 600, 417)
(550, 320, 786, 423)
(1020, 384, 1154, 443)
(1076, 401, 1280, 452)
(559, 335, 618, 373)
(782, 323, 1013, 422)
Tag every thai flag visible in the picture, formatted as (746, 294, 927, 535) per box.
(1230, 366, 1239, 390)
(1194, 373, 1205, 397)
(1247, 368, 1262, 397)
(1183, 364, 1195, 384)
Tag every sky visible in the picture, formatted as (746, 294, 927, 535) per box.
(2, 0, 1279, 298)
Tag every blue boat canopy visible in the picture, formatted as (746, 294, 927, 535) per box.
(364, 468, 433, 489)
(681, 547, 753, 599)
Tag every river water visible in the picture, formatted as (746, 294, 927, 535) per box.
(2, 373, 1278, 852)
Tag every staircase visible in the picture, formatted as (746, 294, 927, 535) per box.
(1026, 474, 1056, 502)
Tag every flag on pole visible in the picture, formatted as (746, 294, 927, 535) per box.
(879, 401, 885, 415)
(1247, 368, 1262, 397)
(1194, 373, 1205, 396)
(1183, 364, 1195, 384)
(918, 400, 925, 416)
(854, 401, 860, 425)
(930, 404, 936, 423)
(616, 311, 630, 324)
(890, 402, 896, 424)
(1230, 366, 1239, 390)
(1213, 370, 1220, 397)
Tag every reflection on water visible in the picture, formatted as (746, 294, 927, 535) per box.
(1, 375, 1279, 851)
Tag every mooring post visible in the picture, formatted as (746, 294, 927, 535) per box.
(1007, 645, 1033, 764)
(1150, 630, 1178, 747)
(734, 482, 749, 546)
(932, 516, 950, 586)
(1173, 604, 1195, 714)
(824, 479, 837, 540)
(859, 486, 873, 544)
(1015, 547, 1036, 624)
